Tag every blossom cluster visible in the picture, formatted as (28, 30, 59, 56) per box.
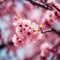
(12, 17, 43, 47)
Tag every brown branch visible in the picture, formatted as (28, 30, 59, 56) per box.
(0, 41, 13, 49)
(27, 0, 53, 10)
(51, 3, 60, 12)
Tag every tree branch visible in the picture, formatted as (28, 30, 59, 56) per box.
(27, 0, 53, 10)
(0, 41, 13, 49)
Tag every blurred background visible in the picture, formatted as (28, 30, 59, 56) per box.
(0, 0, 60, 60)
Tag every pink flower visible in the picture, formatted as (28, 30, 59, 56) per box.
(31, 22, 38, 30)
(12, 34, 25, 47)
(12, 34, 17, 43)
(13, 18, 22, 26)
(22, 19, 31, 29)
(40, 42, 50, 57)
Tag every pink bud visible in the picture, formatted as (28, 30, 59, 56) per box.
(40, 42, 50, 57)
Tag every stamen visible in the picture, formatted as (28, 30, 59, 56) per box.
(39, 24, 43, 29)
(34, 30, 38, 32)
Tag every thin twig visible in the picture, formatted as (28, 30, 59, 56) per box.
(42, 28, 52, 33)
